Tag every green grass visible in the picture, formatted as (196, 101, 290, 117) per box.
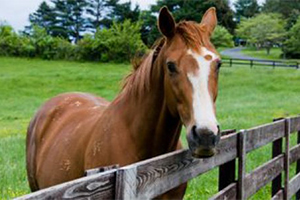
(241, 47, 300, 62)
(1, 57, 300, 199)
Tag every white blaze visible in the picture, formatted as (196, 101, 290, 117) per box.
(187, 47, 219, 134)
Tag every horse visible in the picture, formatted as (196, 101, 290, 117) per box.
(26, 6, 221, 199)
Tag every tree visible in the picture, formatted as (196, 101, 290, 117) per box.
(211, 26, 234, 48)
(262, 0, 300, 29)
(102, 0, 140, 27)
(86, 0, 106, 31)
(141, 0, 236, 47)
(27, 1, 57, 37)
(284, 16, 300, 58)
(234, 0, 260, 18)
(236, 13, 286, 54)
(51, 0, 88, 42)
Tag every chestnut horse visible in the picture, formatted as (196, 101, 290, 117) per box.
(26, 6, 221, 199)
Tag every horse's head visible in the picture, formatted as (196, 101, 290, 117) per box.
(158, 7, 221, 158)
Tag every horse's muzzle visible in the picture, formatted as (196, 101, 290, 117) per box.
(187, 126, 220, 158)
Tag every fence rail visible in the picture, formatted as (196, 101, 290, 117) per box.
(222, 58, 300, 69)
(15, 115, 300, 200)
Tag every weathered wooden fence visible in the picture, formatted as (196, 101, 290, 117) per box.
(223, 58, 299, 69)
(15, 115, 300, 200)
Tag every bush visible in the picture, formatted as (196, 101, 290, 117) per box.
(284, 16, 300, 58)
(211, 26, 234, 48)
(93, 20, 147, 62)
(0, 21, 147, 62)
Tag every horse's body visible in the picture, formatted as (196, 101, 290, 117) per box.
(27, 6, 221, 199)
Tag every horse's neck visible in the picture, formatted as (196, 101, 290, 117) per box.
(112, 61, 182, 158)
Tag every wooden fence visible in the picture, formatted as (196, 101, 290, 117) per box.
(222, 58, 300, 69)
(15, 115, 300, 200)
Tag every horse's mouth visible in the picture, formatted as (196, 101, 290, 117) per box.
(191, 147, 216, 158)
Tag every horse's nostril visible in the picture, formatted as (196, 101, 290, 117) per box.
(191, 125, 197, 138)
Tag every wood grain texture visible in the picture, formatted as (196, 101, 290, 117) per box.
(283, 119, 290, 200)
(246, 120, 285, 153)
(85, 165, 119, 176)
(244, 155, 284, 198)
(237, 130, 246, 200)
(130, 132, 239, 199)
(288, 171, 300, 199)
(209, 183, 237, 200)
(290, 116, 300, 133)
(15, 169, 117, 200)
(296, 131, 300, 200)
(115, 165, 138, 200)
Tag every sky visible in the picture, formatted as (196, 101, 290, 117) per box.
(0, 0, 266, 32)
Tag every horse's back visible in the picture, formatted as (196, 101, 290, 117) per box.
(26, 92, 109, 191)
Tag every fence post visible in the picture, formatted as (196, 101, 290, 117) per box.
(115, 166, 139, 200)
(230, 59, 232, 67)
(283, 118, 290, 200)
(219, 130, 236, 191)
(272, 118, 283, 197)
(250, 60, 253, 68)
(296, 129, 300, 199)
(296, 62, 299, 69)
(237, 130, 246, 200)
(273, 61, 276, 69)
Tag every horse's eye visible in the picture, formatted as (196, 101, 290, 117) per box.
(167, 62, 177, 73)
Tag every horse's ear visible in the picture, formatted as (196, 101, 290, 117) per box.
(158, 6, 176, 38)
(201, 7, 217, 36)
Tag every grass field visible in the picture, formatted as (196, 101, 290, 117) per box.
(1, 56, 300, 199)
(241, 47, 300, 62)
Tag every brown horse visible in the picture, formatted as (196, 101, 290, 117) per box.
(26, 6, 221, 199)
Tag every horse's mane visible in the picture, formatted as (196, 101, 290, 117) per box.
(121, 21, 214, 97)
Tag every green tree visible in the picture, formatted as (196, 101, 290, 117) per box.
(285, 16, 300, 58)
(234, 0, 260, 18)
(211, 26, 234, 48)
(28, 1, 57, 36)
(93, 20, 146, 62)
(262, 0, 300, 30)
(236, 13, 286, 54)
(51, 0, 88, 42)
(141, 0, 235, 47)
(86, 0, 106, 31)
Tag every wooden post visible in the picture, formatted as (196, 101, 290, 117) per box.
(219, 130, 237, 191)
(272, 118, 283, 196)
(296, 130, 300, 199)
(237, 130, 246, 200)
(284, 118, 290, 200)
(230, 59, 232, 67)
(250, 60, 253, 68)
(115, 166, 138, 200)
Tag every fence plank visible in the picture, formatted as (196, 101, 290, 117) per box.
(15, 169, 117, 200)
(246, 120, 285, 153)
(272, 118, 283, 196)
(209, 183, 237, 200)
(288, 172, 300, 199)
(244, 155, 284, 198)
(289, 143, 300, 164)
(290, 116, 300, 133)
(219, 130, 237, 191)
(237, 130, 246, 200)
(272, 189, 283, 200)
(296, 130, 300, 200)
(283, 119, 291, 200)
(128, 132, 239, 199)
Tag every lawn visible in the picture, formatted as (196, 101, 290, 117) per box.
(241, 47, 300, 62)
(1, 56, 300, 199)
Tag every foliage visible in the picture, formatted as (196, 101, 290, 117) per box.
(284, 16, 300, 58)
(93, 20, 147, 62)
(211, 26, 234, 48)
(236, 13, 286, 54)
(0, 20, 146, 62)
(262, 0, 300, 30)
(141, 0, 236, 46)
(234, 0, 260, 18)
